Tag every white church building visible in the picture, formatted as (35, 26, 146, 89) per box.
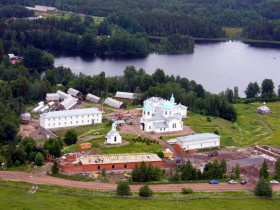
(104, 122, 122, 144)
(140, 95, 187, 133)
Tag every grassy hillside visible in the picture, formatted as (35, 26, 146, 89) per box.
(184, 102, 280, 147)
(1, 185, 280, 210)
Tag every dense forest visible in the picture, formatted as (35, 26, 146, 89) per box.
(243, 21, 280, 41)
(2, 0, 280, 42)
(3, 0, 280, 27)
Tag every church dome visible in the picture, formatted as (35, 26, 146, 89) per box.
(161, 101, 173, 109)
(144, 105, 151, 111)
(170, 94, 175, 103)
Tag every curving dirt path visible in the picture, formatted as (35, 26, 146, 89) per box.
(2, 171, 280, 192)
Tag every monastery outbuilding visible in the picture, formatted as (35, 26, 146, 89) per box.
(256, 102, 271, 115)
(104, 97, 126, 109)
(59, 153, 162, 173)
(40, 107, 102, 129)
(172, 133, 221, 153)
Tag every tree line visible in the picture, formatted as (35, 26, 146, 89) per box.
(243, 21, 280, 41)
(169, 159, 228, 182)
(244, 79, 280, 101)
(108, 12, 225, 38)
(0, 137, 63, 167)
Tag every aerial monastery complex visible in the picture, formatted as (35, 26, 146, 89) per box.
(140, 95, 187, 133)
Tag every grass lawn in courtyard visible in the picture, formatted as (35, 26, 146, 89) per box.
(63, 134, 162, 154)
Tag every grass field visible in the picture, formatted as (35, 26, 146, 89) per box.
(184, 102, 280, 147)
(54, 121, 111, 138)
(1, 185, 280, 210)
(63, 134, 162, 154)
(40, 10, 105, 24)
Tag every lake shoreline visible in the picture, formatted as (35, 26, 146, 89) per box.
(54, 41, 280, 97)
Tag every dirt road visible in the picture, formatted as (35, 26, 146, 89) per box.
(2, 171, 280, 192)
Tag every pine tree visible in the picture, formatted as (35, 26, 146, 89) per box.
(259, 160, 269, 179)
(131, 164, 140, 182)
(220, 159, 227, 177)
(274, 157, 280, 181)
(0, 39, 4, 63)
(254, 178, 272, 197)
(139, 161, 147, 182)
(234, 163, 240, 179)
(51, 160, 59, 174)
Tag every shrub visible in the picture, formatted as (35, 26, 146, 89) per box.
(139, 184, 153, 197)
(51, 160, 59, 174)
(181, 187, 193, 194)
(169, 170, 181, 182)
(116, 181, 131, 196)
(29, 151, 37, 161)
(157, 151, 164, 158)
(254, 178, 272, 197)
(64, 130, 78, 145)
(14, 160, 21, 167)
(206, 116, 211, 122)
(35, 152, 44, 166)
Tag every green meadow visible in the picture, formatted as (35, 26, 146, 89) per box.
(185, 102, 280, 147)
(1, 185, 280, 210)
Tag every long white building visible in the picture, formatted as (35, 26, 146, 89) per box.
(140, 95, 187, 133)
(173, 133, 220, 151)
(40, 108, 102, 129)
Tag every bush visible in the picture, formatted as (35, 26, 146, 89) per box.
(254, 178, 273, 197)
(116, 181, 131, 196)
(14, 160, 21, 167)
(35, 152, 44, 166)
(168, 170, 181, 182)
(29, 151, 37, 161)
(64, 130, 78, 145)
(181, 187, 193, 194)
(51, 160, 59, 174)
(157, 151, 164, 158)
(139, 184, 153, 197)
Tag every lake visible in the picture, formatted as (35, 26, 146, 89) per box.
(54, 41, 280, 97)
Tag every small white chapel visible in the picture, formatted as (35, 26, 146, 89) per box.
(104, 122, 122, 144)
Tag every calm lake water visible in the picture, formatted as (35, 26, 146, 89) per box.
(54, 41, 280, 97)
